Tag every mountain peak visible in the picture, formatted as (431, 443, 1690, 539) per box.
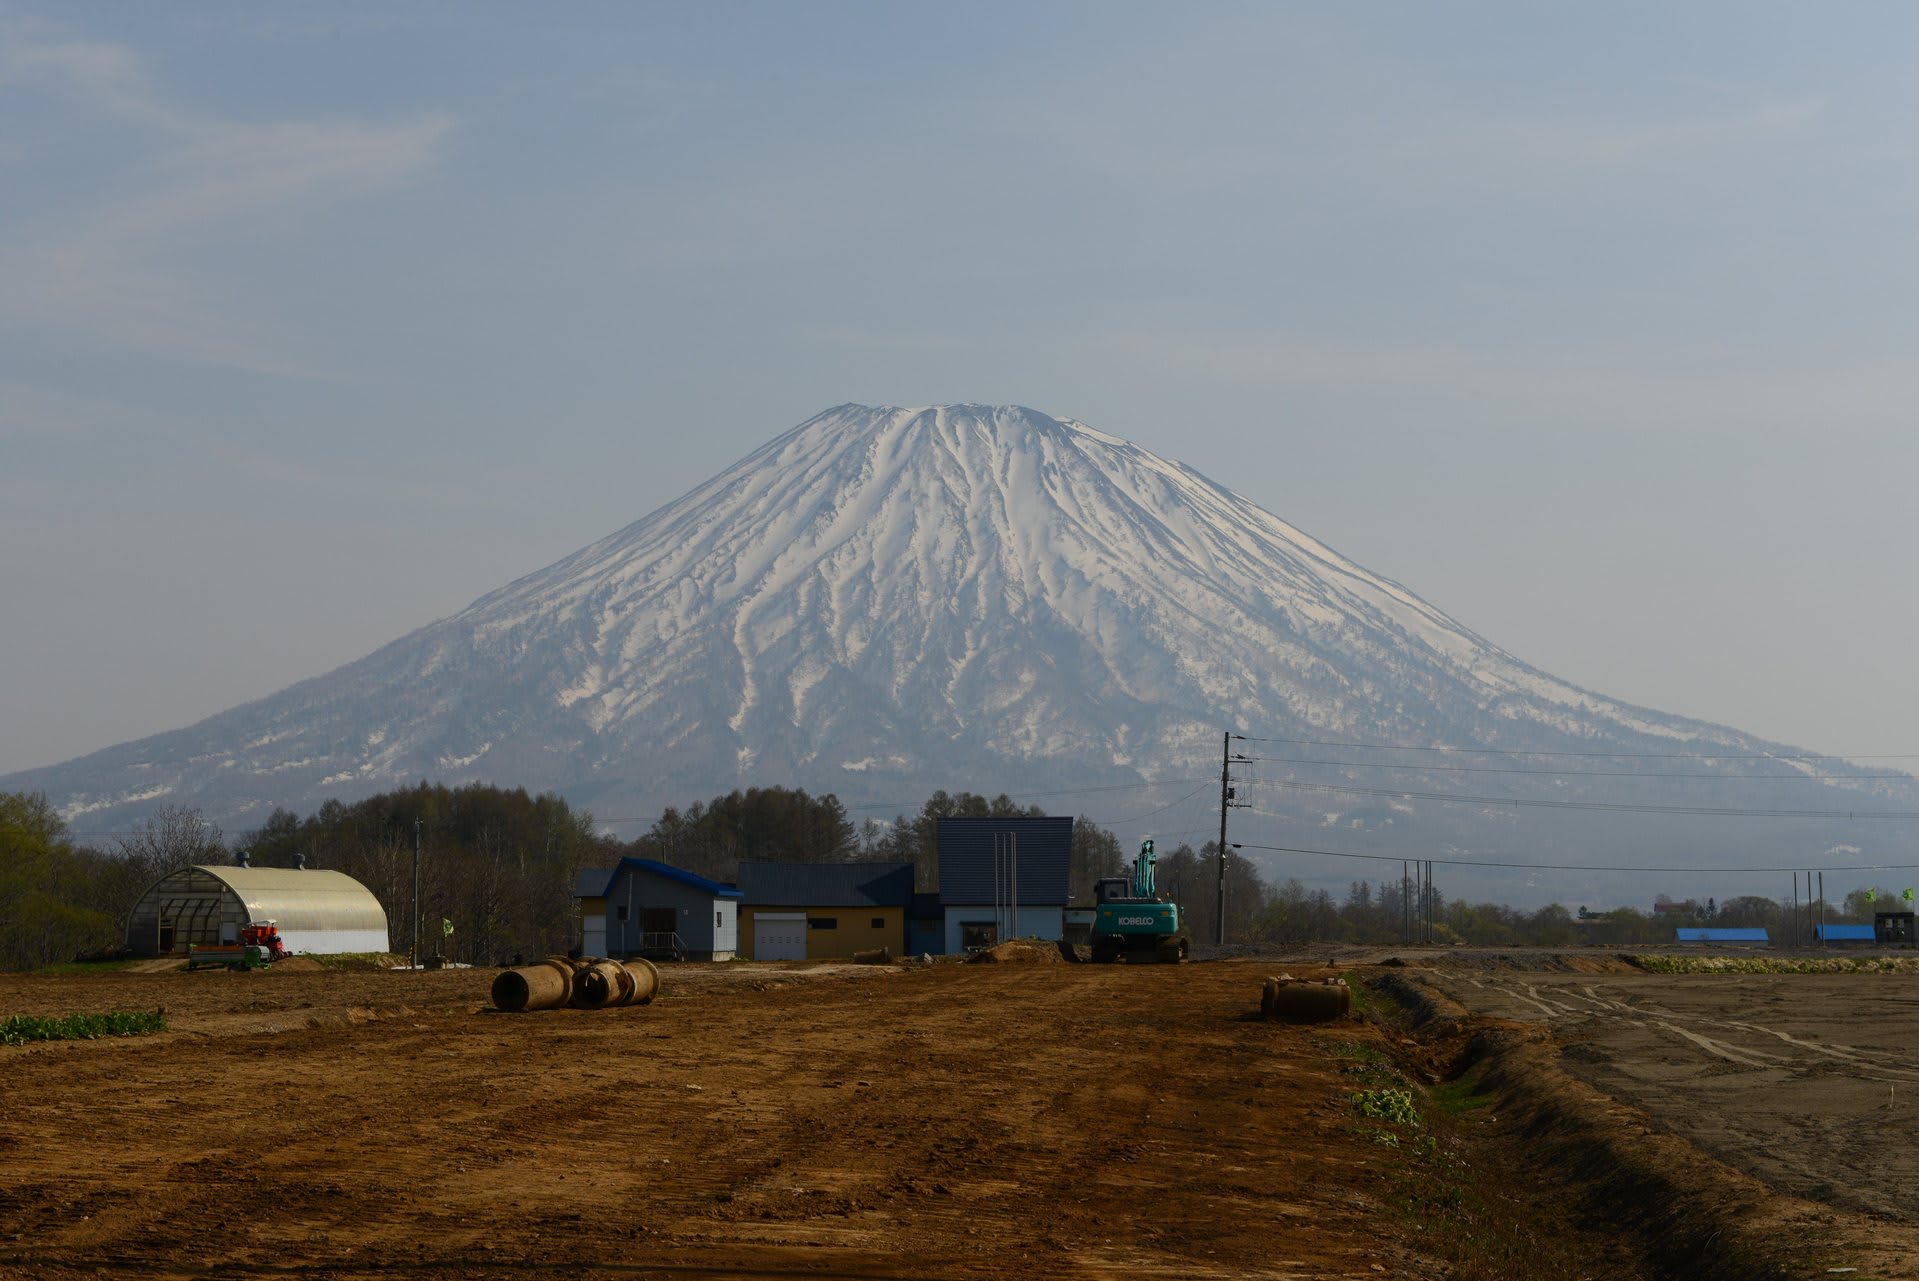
(7, 403, 1912, 896)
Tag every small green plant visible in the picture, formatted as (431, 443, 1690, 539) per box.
(1343, 972, 1399, 1019)
(1331, 1039, 1389, 1065)
(1429, 1074, 1494, 1116)
(1352, 1086, 1421, 1128)
(1333, 1040, 1401, 1084)
(0, 1010, 167, 1046)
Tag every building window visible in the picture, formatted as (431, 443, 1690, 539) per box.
(961, 922, 997, 950)
(808, 917, 837, 930)
(716, 910, 723, 928)
(871, 917, 885, 929)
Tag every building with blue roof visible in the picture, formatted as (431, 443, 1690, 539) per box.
(1813, 923, 1878, 944)
(1674, 927, 1769, 946)
(576, 857, 742, 961)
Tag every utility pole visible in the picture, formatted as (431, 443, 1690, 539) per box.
(1217, 731, 1248, 946)
(1789, 873, 1798, 949)
(411, 816, 422, 969)
(1818, 871, 1826, 949)
(1427, 861, 1435, 943)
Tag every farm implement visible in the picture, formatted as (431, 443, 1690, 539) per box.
(185, 922, 288, 971)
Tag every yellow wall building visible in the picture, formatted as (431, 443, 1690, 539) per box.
(735, 862, 914, 960)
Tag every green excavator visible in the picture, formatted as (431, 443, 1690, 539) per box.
(1089, 840, 1189, 963)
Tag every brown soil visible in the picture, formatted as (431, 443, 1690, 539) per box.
(2, 954, 1915, 1279)
(0, 960, 1449, 1279)
(1410, 962, 1919, 1277)
(965, 939, 1062, 964)
(1420, 966, 1919, 1205)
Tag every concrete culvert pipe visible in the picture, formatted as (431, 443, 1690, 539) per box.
(852, 947, 891, 965)
(571, 959, 628, 1009)
(1259, 974, 1296, 1019)
(492, 958, 577, 1012)
(1262, 977, 1351, 1024)
(611, 957, 660, 1006)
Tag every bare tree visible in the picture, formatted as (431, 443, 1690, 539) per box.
(116, 806, 225, 884)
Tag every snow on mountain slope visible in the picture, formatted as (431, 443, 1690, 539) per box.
(8, 405, 1913, 874)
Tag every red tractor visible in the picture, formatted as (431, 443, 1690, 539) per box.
(239, 921, 289, 961)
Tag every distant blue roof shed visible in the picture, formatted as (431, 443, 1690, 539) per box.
(736, 861, 913, 908)
(1675, 927, 1769, 944)
(576, 858, 744, 901)
(936, 816, 1072, 906)
(1815, 923, 1877, 942)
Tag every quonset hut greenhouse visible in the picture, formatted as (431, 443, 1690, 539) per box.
(126, 862, 391, 956)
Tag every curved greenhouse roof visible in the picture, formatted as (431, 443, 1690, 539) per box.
(127, 864, 391, 955)
(190, 866, 390, 935)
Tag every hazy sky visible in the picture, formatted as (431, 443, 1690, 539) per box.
(4, 2, 1917, 779)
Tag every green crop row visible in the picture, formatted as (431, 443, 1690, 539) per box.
(0, 1010, 168, 1046)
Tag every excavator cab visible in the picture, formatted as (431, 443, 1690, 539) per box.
(1087, 840, 1188, 963)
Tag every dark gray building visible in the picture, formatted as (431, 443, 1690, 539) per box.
(936, 816, 1073, 953)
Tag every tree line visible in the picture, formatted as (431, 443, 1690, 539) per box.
(0, 783, 1126, 969)
(3, 782, 1908, 971)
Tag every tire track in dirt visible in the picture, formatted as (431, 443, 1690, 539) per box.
(1424, 966, 1919, 1223)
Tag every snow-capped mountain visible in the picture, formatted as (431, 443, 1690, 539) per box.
(9, 404, 1914, 886)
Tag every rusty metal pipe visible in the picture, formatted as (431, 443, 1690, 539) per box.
(492, 957, 576, 1012)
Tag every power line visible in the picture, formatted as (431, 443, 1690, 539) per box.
(1086, 782, 1216, 827)
(1240, 754, 1916, 782)
(1233, 734, 1919, 761)
(1232, 840, 1919, 876)
(1239, 776, 1919, 819)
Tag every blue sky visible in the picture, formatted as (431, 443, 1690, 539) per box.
(4, 2, 1917, 776)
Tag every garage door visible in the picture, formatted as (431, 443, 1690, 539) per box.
(754, 914, 806, 961)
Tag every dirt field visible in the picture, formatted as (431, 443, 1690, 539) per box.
(0, 958, 1466, 1280)
(3, 952, 1917, 1280)
(1418, 956, 1919, 1220)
